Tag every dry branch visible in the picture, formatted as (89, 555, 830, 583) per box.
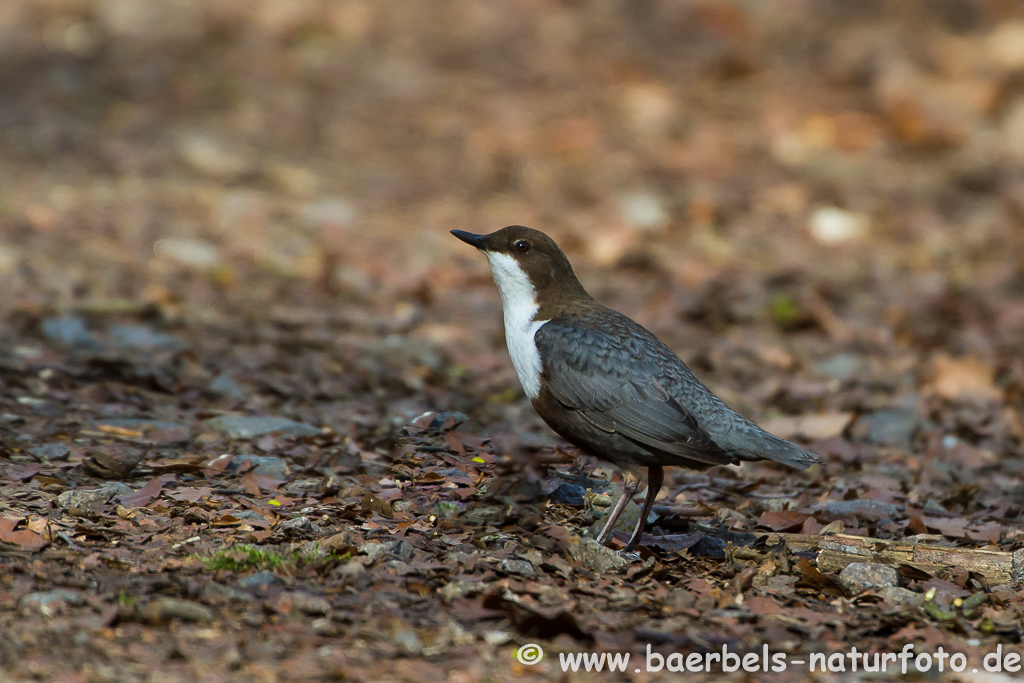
(757, 532, 1024, 588)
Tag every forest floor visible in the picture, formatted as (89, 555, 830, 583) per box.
(4, 1, 1024, 681)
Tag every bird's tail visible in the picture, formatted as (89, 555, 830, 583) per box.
(726, 428, 823, 470)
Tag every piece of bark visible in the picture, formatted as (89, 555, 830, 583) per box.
(756, 532, 1024, 588)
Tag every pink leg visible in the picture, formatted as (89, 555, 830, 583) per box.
(595, 471, 640, 545)
(623, 466, 664, 553)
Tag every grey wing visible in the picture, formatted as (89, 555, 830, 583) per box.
(535, 322, 734, 467)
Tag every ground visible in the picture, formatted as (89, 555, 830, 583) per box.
(3, 1, 1024, 681)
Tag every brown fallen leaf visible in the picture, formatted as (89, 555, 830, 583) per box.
(758, 511, 812, 532)
(760, 412, 854, 441)
(930, 354, 1001, 402)
(120, 474, 175, 507)
(0, 517, 47, 551)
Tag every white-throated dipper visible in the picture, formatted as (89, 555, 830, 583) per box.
(452, 226, 822, 553)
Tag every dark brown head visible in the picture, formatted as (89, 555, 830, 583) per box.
(451, 226, 588, 314)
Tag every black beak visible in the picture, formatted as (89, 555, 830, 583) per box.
(450, 230, 488, 250)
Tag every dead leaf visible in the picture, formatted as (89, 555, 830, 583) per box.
(757, 511, 811, 532)
(0, 517, 47, 550)
(120, 474, 175, 507)
(931, 354, 1001, 402)
(761, 412, 854, 441)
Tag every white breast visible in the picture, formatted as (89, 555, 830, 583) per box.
(484, 251, 548, 399)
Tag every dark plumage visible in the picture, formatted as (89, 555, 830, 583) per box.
(453, 226, 822, 554)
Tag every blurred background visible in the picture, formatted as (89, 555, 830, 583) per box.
(3, 0, 1024, 428)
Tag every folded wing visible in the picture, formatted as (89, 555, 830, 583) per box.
(535, 321, 734, 467)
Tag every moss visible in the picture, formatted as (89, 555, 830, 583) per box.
(198, 544, 297, 572)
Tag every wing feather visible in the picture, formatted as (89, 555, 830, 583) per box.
(536, 321, 732, 467)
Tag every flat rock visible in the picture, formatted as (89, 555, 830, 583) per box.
(204, 415, 319, 439)
(813, 353, 863, 382)
(838, 562, 899, 594)
(237, 571, 280, 589)
(19, 589, 85, 613)
(108, 324, 180, 350)
(878, 586, 924, 607)
(57, 482, 133, 509)
(208, 374, 245, 400)
(232, 454, 289, 479)
(28, 443, 71, 460)
(289, 592, 331, 616)
(589, 500, 641, 539)
(566, 537, 629, 573)
(499, 558, 535, 577)
(41, 316, 100, 349)
(146, 598, 213, 623)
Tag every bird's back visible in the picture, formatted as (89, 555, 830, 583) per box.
(550, 304, 820, 470)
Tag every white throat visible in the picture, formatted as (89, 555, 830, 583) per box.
(484, 251, 548, 399)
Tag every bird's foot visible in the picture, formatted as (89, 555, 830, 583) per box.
(615, 548, 642, 562)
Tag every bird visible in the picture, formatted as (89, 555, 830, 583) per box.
(451, 226, 822, 554)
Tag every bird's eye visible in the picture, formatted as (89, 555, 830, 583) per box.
(514, 239, 531, 253)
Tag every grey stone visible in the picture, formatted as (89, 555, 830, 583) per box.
(278, 515, 313, 533)
(358, 542, 386, 558)
(333, 562, 364, 580)
(290, 592, 331, 616)
(41, 316, 99, 348)
(566, 537, 629, 573)
(549, 483, 586, 507)
(203, 582, 254, 603)
(235, 456, 288, 479)
(28, 443, 70, 460)
(855, 408, 919, 447)
(392, 627, 423, 656)
(226, 509, 269, 523)
(589, 500, 642, 539)
(439, 580, 483, 602)
(813, 353, 863, 382)
(57, 482, 133, 508)
(204, 415, 320, 439)
(146, 598, 213, 622)
(237, 571, 280, 589)
(878, 586, 925, 607)
(668, 587, 696, 610)
(208, 374, 245, 400)
(108, 325, 179, 350)
(230, 455, 289, 479)
(499, 558, 535, 577)
(838, 563, 899, 594)
(311, 617, 336, 636)
(20, 589, 85, 613)
(819, 499, 901, 522)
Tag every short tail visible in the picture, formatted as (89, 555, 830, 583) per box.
(726, 428, 823, 470)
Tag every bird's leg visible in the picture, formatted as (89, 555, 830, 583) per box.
(622, 465, 664, 553)
(595, 470, 640, 545)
